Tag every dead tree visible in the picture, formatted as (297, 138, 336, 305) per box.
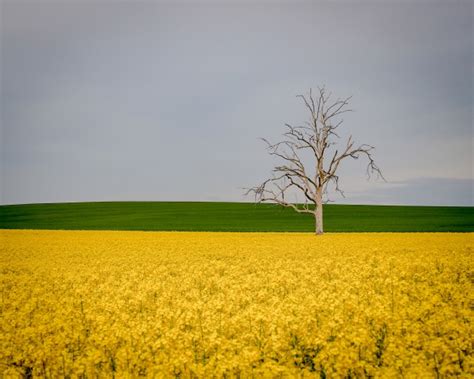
(246, 87, 383, 235)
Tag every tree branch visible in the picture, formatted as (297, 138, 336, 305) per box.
(245, 86, 384, 229)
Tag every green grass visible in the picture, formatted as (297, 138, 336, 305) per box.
(0, 202, 473, 232)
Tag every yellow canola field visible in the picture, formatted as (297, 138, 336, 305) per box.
(1, 230, 473, 378)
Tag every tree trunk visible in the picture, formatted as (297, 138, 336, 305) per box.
(315, 190, 323, 235)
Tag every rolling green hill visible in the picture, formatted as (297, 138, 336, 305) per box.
(0, 202, 472, 232)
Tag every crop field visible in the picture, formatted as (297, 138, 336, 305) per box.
(1, 230, 472, 377)
(1, 202, 473, 232)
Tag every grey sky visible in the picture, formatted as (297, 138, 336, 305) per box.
(1, 1, 472, 205)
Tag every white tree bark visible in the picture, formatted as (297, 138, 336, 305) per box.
(315, 188, 323, 235)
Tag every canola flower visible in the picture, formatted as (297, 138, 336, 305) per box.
(0, 230, 472, 377)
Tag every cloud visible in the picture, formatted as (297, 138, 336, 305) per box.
(338, 177, 473, 206)
(1, 1, 472, 205)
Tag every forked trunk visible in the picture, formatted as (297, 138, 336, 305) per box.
(315, 190, 323, 235)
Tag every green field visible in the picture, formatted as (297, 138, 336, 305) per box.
(0, 202, 473, 232)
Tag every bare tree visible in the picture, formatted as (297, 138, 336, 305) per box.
(246, 86, 383, 235)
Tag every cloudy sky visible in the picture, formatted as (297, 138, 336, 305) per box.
(1, 1, 472, 205)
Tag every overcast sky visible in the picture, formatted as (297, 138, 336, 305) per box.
(1, 1, 472, 205)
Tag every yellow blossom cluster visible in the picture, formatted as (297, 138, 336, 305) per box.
(1, 230, 472, 377)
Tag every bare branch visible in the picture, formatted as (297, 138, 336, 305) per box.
(244, 177, 315, 215)
(245, 86, 384, 234)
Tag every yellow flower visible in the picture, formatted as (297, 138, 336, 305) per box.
(1, 230, 472, 377)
